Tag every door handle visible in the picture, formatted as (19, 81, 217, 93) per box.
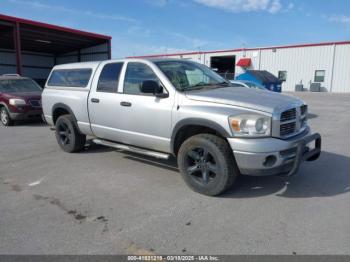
(91, 98, 100, 103)
(120, 101, 132, 107)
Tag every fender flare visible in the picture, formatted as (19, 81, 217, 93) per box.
(170, 118, 231, 154)
(52, 103, 79, 128)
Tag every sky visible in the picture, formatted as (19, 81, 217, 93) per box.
(1, 0, 350, 58)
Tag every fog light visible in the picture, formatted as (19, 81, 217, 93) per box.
(263, 155, 277, 167)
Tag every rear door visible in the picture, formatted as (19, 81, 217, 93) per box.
(88, 61, 125, 141)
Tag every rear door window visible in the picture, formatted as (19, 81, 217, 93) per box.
(48, 69, 92, 87)
(97, 63, 124, 93)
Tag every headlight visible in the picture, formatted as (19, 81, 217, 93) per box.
(229, 114, 271, 137)
(9, 98, 26, 106)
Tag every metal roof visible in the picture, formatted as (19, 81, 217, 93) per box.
(0, 13, 111, 55)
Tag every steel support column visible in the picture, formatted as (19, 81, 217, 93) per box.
(108, 39, 112, 59)
(13, 22, 22, 75)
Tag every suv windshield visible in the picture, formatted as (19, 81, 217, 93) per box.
(155, 60, 229, 91)
(0, 79, 42, 93)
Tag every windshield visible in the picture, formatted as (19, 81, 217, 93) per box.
(0, 79, 42, 93)
(155, 60, 229, 91)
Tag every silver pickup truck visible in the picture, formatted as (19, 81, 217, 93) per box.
(42, 58, 321, 196)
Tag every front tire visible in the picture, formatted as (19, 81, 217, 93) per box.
(55, 115, 86, 153)
(0, 107, 13, 126)
(177, 134, 239, 196)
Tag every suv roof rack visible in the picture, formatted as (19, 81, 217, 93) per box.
(1, 74, 21, 77)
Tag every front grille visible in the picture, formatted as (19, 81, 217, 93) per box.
(278, 105, 308, 138)
(280, 108, 296, 122)
(29, 100, 41, 108)
(280, 122, 296, 136)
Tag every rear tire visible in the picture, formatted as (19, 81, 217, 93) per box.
(0, 107, 13, 126)
(55, 115, 86, 153)
(177, 134, 239, 196)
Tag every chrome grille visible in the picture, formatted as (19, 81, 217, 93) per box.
(280, 122, 296, 136)
(29, 100, 41, 108)
(278, 105, 308, 138)
(280, 108, 296, 122)
(279, 108, 297, 137)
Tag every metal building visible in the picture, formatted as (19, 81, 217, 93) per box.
(0, 14, 111, 86)
(132, 41, 350, 93)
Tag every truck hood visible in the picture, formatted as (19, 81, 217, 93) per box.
(185, 87, 303, 114)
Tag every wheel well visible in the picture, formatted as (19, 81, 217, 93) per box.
(173, 125, 226, 155)
(52, 107, 70, 124)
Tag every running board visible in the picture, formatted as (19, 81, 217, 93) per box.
(92, 139, 170, 160)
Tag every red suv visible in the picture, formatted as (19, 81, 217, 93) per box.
(0, 74, 43, 126)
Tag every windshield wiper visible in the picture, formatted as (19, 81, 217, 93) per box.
(217, 81, 231, 86)
(184, 81, 230, 91)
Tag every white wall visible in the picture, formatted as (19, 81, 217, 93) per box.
(331, 44, 350, 93)
(161, 43, 350, 93)
(260, 45, 334, 92)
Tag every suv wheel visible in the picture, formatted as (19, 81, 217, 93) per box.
(55, 115, 86, 153)
(177, 134, 239, 196)
(0, 107, 13, 126)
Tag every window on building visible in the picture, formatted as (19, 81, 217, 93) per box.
(278, 71, 287, 82)
(314, 70, 325, 82)
(97, 63, 124, 93)
(123, 62, 160, 95)
(48, 69, 92, 87)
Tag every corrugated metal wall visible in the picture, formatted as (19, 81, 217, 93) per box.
(332, 44, 350, 93)
(56, 43, 109, 64)
(0, 49, 54, 79)
(163, 43, 350, 93)
(0, 49, 16, 75)
(259, 45, 334, 92)
(1, 43, 109, 84)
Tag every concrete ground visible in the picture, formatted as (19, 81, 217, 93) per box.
(0, 92, 349, 255)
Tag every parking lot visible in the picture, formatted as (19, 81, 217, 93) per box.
(0, 92, 349, 255)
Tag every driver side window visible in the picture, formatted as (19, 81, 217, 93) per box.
(123, 62, 159, 95)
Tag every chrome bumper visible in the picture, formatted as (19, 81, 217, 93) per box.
(228, 130, 321, 176)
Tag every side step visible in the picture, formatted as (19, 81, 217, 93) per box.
(92, 139, 170, 160)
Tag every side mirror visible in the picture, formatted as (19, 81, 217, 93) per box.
(141, 80, 168, 98)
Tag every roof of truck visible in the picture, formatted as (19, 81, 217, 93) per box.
(51, 58, 188, 70)
(52, 61, 102, 69)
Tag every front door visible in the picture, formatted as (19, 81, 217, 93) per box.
(116, 62, 174, 153)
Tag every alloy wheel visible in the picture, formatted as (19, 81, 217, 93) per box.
(185, 147, 218, 185)
(1, 109, 8, 125)
(57, 122, 72, 145)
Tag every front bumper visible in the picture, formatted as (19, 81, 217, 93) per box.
(9, 110, 43, 121)
(228, 129, 321, 176)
